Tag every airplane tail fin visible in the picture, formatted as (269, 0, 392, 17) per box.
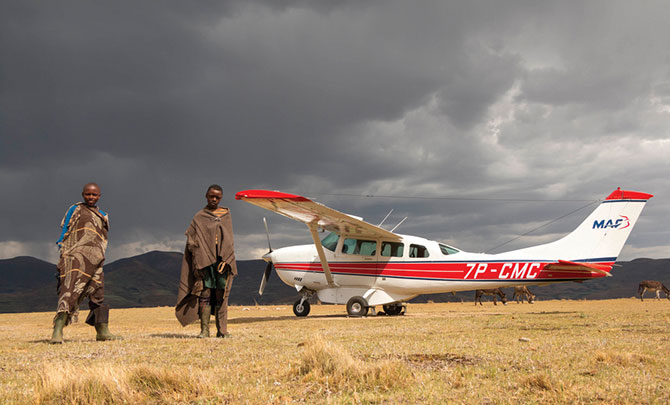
(509, 188, 653, 262)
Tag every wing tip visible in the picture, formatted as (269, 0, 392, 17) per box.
(235, 189, 311, 201)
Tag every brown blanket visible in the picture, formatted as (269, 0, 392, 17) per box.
(56, 203, 109, 325)
(175, 207, 237, 333)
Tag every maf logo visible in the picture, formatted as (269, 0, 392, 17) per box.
(593, 215, 630, 230)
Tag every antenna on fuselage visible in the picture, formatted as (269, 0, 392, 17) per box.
(391, 216, 407, 232)
(377, 209, 394, 227)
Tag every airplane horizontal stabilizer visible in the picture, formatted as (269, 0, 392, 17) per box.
(544, 260, 613, 276)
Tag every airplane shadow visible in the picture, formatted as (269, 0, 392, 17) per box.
(229, 314, 345, 325)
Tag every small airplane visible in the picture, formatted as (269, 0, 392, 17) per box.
(235, 188, 652, 317)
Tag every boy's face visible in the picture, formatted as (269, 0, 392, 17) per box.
(205, 189, 223, 210)
(82, 185, 101, 207)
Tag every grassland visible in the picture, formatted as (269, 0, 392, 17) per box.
(1, 299, 668, 404)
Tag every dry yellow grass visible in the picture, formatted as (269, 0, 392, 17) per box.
(1, 299, 669, 404)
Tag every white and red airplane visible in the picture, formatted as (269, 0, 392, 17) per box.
(235, 188, 652, 317)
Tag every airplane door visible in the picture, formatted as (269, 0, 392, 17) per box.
(338, 237, 379, 287)
(375, 240, 405, 289)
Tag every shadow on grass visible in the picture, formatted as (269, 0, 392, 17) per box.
(149, 333, 193, 339)
(30, 338, 53, 344)
(29, 338, 97, 344)
(229, 313, 345, 324)
(528, 311, 580, 315)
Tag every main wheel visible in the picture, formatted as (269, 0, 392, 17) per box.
(293, 299, 310, 317)
(383, 303, 403, 316)
(346, 296, 369, 317)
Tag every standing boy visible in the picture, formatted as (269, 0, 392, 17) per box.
(49, 183, 122, 343)
(176, 185, 238, 337)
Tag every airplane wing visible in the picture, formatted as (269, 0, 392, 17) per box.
(235, 190, 401, 240)
(543, 260, 613, 277)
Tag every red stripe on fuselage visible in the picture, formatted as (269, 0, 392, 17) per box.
(273, 261, 614, 281)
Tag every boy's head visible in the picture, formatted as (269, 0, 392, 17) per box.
(205, 184, 223, 210)
(82, 183, 101, 207)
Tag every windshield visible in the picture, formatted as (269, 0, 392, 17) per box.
(439, 243, 460, 255)
(321, 232, 339, 252)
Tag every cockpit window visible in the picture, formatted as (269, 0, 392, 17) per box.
(409, 244, 429, 258)
(439, 243, 460, 255)
(321, 232, 339, 252)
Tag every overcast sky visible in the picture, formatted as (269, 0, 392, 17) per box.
(1, 1, 668, 265)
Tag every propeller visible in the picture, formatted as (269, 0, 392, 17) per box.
(259, 217, 273, 296)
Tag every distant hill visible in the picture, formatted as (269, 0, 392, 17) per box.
(0, 252, 668, 313)
(0, 251, 296, 313)
(0, 256, 56, 294)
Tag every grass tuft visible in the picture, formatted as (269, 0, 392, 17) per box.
(127, 366, 214, 400)
(35, 363, 216, 404)
(593, 350, 655, 367)
(520, 373, 557, 392)
(36, 363, 134, 404)
(298, 334, 413, 391)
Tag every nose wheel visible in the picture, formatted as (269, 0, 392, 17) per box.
(293, 299, 311, 317)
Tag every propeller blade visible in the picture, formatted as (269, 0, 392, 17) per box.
(263, 217, 272, 252)
(259, 261, 273, 296)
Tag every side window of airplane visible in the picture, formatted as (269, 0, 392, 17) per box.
(409, 244, 429, 258)
(439, 243, 459, 255)
(381, 242, 404, 257)
(342, 238, 377, 256)
(342, 238, 356, 254)
(321, 232, 340, 252)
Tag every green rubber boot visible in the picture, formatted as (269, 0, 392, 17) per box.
(197, 305, 211, 338)
(94, 323, 123, 341)
(49, 312, 67, 344)
(214, 306, 230, 338)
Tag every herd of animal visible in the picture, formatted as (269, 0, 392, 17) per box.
(473, 281, 668, 305)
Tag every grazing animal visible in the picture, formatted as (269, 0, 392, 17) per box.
(638, 280, 670, 301)
(513, 286, 536, 304)
(474, 289, 507, 306)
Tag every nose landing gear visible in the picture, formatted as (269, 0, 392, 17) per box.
(293, 298, 311, 317)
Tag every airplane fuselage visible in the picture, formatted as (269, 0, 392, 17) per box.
(267, 233, 611, 306)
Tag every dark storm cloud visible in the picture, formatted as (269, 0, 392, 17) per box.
(1, 1, 668, 262)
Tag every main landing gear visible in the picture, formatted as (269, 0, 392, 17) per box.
(382, 303, 404, 316)
(346, 297, 406, 317)
(346, 296, 369, 317)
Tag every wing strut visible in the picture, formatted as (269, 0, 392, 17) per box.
(308, 223, 336, 287)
